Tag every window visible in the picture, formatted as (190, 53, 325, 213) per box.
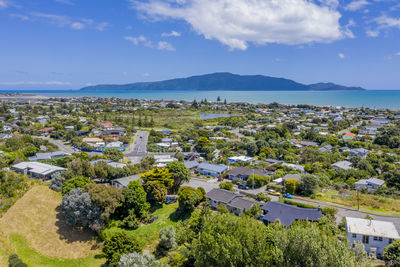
(389, 239, 393, 244)
(379, 237, 383, 241)
(373, 236, 378, 241)
(362, 235, 369, 244)
(352, 234, 357, 238)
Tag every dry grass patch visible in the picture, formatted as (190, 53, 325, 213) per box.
(0, 185, 101, 259)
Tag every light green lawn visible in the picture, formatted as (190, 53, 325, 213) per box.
(102, 203, 179, 251)
(9, 234, 105, 267)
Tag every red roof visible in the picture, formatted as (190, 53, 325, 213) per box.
(344, 132, 356, 137)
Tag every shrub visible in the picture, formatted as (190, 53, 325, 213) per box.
(119, 252, 162, 267)
(279, 198, 318, 209)
(177, 186, 203, 212)
(8, 254, 27, 267)
(103, 231, 142, 266)
(157, 226, 177, 255)
(219, 181, 234, 191)
(49, 172, 63, 192)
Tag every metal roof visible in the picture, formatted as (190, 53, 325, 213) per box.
(346, 217, 400, 239)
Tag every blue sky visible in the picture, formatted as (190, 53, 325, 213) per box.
(0, 0, 399, 90)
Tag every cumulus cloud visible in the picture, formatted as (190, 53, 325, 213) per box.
(338, 53, 345, 59)
(125, 35, 176, 51)
(344, 0, 370, 11)
(396, 52, 400, 56)
(70, 21, 85, 30)
(161, 30, 181, 37)
(366, 29, 379, 37)
(0, 81, 71, 85)
(132, 0, 345, 50)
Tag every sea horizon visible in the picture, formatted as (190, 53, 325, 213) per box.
(1, 89, 400, 109)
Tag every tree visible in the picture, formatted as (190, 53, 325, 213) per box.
(84, 183, 124, 222)
(60, 188, 102, 231)
(141, 168, 174, 191)
(177, 186, 203, 212)
(244, 204, 261, 219)
(146, 181, 168, 204)
(285, 179, 296, 195)
(140, 156, 155, 170)
(297, 174, 319, 196)
(103, 147, 124, 161)
(246, 175, 267, 188)
(62, 176, 93, 195)
(8, 254, 27, 267)
(383, 239, 400, 266)
(216, 203, 229, 213)
(103, 231, 142, 267)
(321, 207, 338, 222)
(49, 172, 63, 192)
(63, 158, 95, 180)
(157, 226, 177, 254)
(121, 180, 149, 219)
(219, 181, 234, 191)
(119, 252, 163, 267)
(246, 142, 258, 157)
(166, 161, 190, 193)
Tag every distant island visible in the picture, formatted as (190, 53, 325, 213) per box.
(80, 72, 365, 91)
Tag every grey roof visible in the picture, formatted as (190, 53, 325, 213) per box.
(300, 141, 318, 147)
(282, 173, 302, 181)
(332, 160, 353, 170)
(112, 175, 140, 187)
(355, 177, 385, 186)
(28, 151, 70, 161)
(261, 201, 322, 227)
(317, 145, 332, 153)
(227, 197, 258, 210)
(197, 162, 228, 174)
(265, 159, 283, 164)
(184, 160, 200, 169)
(207, 188, 241, 204)
(227, 167, 268, 177)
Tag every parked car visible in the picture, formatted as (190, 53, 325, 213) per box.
(238, 183, 249, 190)
(284, 193, 293, 199)
(267, 189, 281, 196)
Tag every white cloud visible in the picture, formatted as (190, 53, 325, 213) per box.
(366, 29, 379, 37)
(395, 52, 400, 56)
(157, 41, 175, 51)
(0, 81, 71, 85)
(142, 73, 150, 77)
(70, 22, 85, 30)
(0, 0, 10, 8)
(132, 0, 345, 50)
(11, 12, 108, 31)
(96, 22, 110, 31)
(125, 36, 175, 51)
(374, 15, 400, 30)
(318, 0, 339, 9)
(344, 0, 370, 11)
(161, 30, 181, 37)
(338, 53, 345, 59)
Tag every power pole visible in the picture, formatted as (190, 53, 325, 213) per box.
(357, 190, 360, 211)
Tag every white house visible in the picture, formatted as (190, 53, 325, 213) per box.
(346, 217, 400, 257)
(12, 162, 65, 180)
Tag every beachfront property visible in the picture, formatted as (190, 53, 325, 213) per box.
(345, 217, 400, 257)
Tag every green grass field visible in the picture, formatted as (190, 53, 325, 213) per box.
(0, 185, 105, 267)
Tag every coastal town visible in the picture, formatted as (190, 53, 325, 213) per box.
(1, 95, 400, 266)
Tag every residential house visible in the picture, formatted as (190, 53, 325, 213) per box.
(0, 133, 12, 139)
(261, 201, 322, 227)
(12, 162, 65, 179)
(184, 160, 200, 170)
(90, 159, 126, 168)
(355, 178, 385, 192)
(196, 162, 228, 177)
(345, 217, 399, 257)
(28, 151, 70, 161)
(343, 132, 357, 140)
(227, 167, 268, 181)
(350, 148, 370, 158)
(228, 155, 254, 164)
(281, 173, 302, 182)
(317, 145, 333, 153)
(110, 175, 140, 188)
(207, 188, 259, 215)
(332, 160, 353, 171)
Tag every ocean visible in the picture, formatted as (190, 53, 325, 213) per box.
(1, 90, 400, 109)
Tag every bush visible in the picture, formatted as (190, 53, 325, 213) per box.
(62, 176, 92, 195)
(321, 207, 338, 222)
(177, 186, 203, 212)
(121, 214, 140, 230)
(49, 172, 63, 192)
(219, 181, 234, 191)
(157, 226, 177, 255)
(119, 252, 162, 267)
(8, 254, 27, 267)
(103, 231, 142, 266)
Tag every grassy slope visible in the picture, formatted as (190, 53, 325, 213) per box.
(0, 185, 105, 267)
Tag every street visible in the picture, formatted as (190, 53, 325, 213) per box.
(125, 130, 149, 157)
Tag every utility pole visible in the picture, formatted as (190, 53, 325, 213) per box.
(252, 168, 255, 190)
(357, 190, 360, 211)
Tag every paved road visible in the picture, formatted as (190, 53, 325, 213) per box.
(39, 137, 76, 154)
(125, 130, 149, 157)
